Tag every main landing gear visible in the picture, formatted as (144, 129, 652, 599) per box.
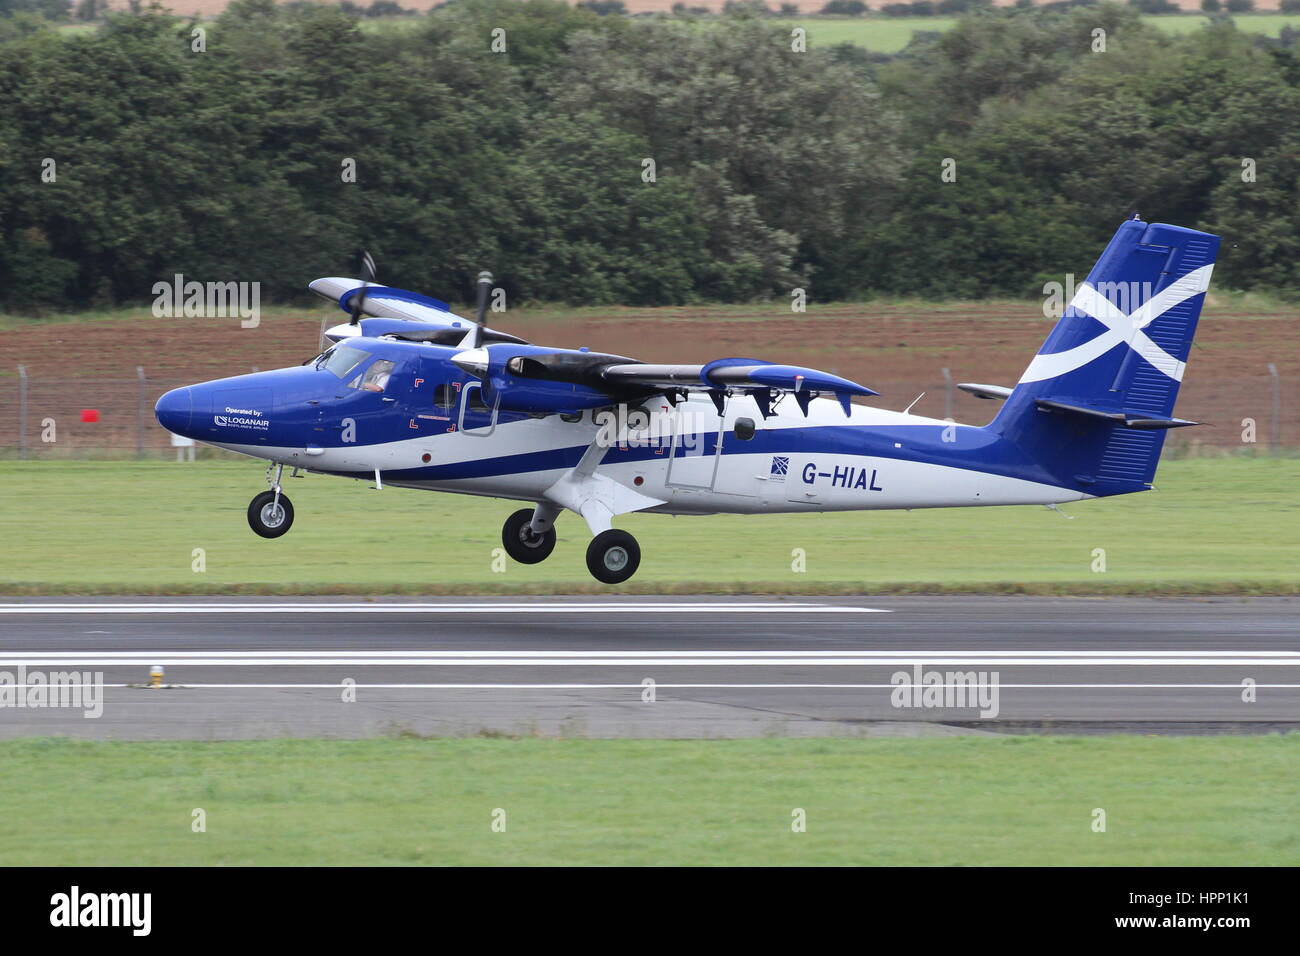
(585, 529, 640, 585)
(499, 508, 641, 584)
(248, 464, 294, 538)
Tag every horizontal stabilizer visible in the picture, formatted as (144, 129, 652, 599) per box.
(1034, 398, 1199, 430)
(958, 383, 1013, 401)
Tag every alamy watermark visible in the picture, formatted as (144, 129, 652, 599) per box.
(50, 886, 150, 936)
(152, 273, 260, 328)
(1042, 275, 1156, 320)
(890, 664, 1000, 718)
(0, 667, 104, 718)
(592, 403, 710, 452)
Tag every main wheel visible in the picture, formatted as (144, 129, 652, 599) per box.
(501, 508, 556, 564)
(248, 490, 294, 538)
(585, 529, 640, 584)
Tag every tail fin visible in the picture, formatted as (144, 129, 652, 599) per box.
(990, 218, 1219, 496)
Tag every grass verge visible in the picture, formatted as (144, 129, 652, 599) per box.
(0, 735, 1295, 865)
(0, 457, 1295, 595)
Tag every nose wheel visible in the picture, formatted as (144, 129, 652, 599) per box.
(586, 529, 640, 585)
(248, 490, 294, 538)
(501, 508, 557, 564)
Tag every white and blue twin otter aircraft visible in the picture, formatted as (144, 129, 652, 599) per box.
(156, 218, 1218, 583)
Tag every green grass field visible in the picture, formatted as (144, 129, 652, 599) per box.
(48, 14, 1300, 55)
(2, 287, 1295, 331)
(804, 15, 1300, 52)
(0, 457, 1294, 594)
(806, 15, 957, 50)
(1, 736, 1294, 865)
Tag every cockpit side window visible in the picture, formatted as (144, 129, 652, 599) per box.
(322, 346, 369, 379)
(359, 359, 395, 392)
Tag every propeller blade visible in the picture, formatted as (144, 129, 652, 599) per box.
(463, 271, 492, 349)
(349, 250, 377, 326)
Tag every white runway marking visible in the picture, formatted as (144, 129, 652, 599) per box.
(0, 602, 889, 615)
(6, 649, 1293, 657)
(76, 682, 1300, 690)
(3, 651, 1298, 666)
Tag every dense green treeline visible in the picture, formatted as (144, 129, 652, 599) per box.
(1, 0, 1297, 309)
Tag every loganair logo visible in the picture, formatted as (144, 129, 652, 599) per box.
(214, 406, 268, 430)
(1021, 264, 1214, 385)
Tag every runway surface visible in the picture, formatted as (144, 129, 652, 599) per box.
(0, 596, 1296, 738)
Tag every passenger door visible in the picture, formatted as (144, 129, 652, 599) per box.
(665, 399, 722, 490)
(458, 380, 499, 435)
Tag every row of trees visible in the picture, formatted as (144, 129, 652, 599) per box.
(0, 0, 420, 22)
(1, 0, 1298, 309)
(828, 0, 1289, 14)
(5, 0, 1295, 27)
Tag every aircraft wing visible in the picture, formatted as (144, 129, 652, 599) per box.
(599, 357, 877, 417)
(309, 277, 466, 324)
(308, 274, 875, 417)
(309, 277, 529, 346)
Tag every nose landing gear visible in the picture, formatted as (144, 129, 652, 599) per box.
(248, 491, 294, 537)
(248, 464, 294, 538)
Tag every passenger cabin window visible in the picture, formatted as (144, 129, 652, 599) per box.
(467, 387, 489, 412)
(322, 346, 368, 379)
(559, 411, 582, 423)
(734, 417, 756, 441)
(359, 359, 395, 392)
(433, 384, 456, 410)
(627, 405, 651, 436)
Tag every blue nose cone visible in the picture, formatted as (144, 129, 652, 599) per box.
(155, 387, 193, 435)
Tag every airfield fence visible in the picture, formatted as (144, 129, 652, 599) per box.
(0, 365, 1292, 459)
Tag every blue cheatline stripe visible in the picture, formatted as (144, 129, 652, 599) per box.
(360, 422, 1109, 495)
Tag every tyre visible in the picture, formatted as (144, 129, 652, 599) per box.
(501, 508, 556, 564)
(585, 529, 640, 584)
(248, 490, 294, 538)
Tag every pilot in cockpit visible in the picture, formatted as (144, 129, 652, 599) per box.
(360, 359, 395, 393)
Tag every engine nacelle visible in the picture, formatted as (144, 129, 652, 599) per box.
(453, 344, 643, 415)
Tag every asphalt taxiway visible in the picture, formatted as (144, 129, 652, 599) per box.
(0, 596, 1295, 738)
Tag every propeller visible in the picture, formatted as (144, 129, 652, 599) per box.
(451, 270, 495, 377)
(304, 250, 376, 363)
(458, 271, 493, 349)
(349, 250, 378, 326)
